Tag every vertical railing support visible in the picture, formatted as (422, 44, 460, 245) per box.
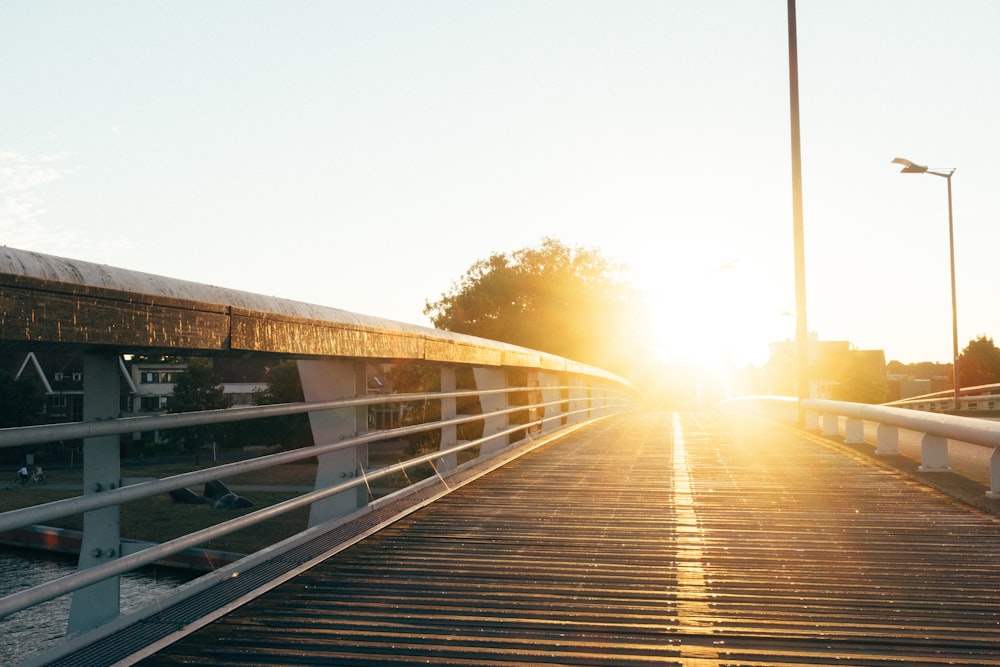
(298, 359, 368, 527)
(475, 367, 508, 456)
(804, 409, 819, 431)
(559, 373, 570, 426)
(437, 366, 458, 473)
(874, 423, 900, 455)
(68, 353, 122, 634)
(821, 413, 839, 437)
(538, 371, 559, 434)
(567, 375, 587, 424)
(918, 433, 950, 472)
(844, 417, 864, 444)
(986, 449, 1000, 499)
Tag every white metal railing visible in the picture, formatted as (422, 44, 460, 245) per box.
(0, 373, 637, 659)
(885, 382, 1000, 413)
(719, 395, 1000, 498)
(0, 246, 641, 663)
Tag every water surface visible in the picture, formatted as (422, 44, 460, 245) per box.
(0, 548, 192, 665)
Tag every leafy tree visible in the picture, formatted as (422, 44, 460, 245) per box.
(168, 359, 231, 453)
(832, 354, 889, 404)
(384, 362, 442, 456)
(424, 237, 652, 379)
(0, 371, 43, 427)
(247, 360, 313, 449)
(957, 335, 1000, 388)
(381, 362, 481, 457)
(254, 359, 305, 405)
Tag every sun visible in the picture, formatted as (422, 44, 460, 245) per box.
(631, 253, 790, 373)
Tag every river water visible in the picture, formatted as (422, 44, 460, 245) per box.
(1, 547, 193, 666)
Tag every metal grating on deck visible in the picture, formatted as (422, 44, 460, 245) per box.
(39, 424, 568, 667)
(133, 411, 1000, 666)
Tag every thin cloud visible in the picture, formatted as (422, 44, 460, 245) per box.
(0, 151, 83, 255)
(0, 151, 68, 226)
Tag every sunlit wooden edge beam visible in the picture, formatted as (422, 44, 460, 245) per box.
(0, 247, 629, 384)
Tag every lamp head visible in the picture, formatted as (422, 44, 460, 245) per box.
(892, 157, 928, 174)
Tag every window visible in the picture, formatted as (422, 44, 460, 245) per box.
(140, 370, 182, 384)
(139, 396, 169, 412)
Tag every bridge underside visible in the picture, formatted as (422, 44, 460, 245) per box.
(115, 411, 1000, 666)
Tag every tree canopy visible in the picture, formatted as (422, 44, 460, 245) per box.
(247, 360, 313, 450)
(957, 335, 1000, 388)
(424, 237, 652, 379)
(0, 371, 43, 428)
(168, 358, 231, 453)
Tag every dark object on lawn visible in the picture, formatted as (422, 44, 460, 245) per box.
(213, 493, 254, 510)
(203, 479, 233, 499)
(169, 488, 208, 504)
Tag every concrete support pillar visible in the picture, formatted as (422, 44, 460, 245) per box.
(821, 414, 839, 437)
(68, 353, 122, 634)
(844, 418, 865, 444)
(559, 374, 570, 427)
(874, 424, 900, 455)
(437, 366, 458, 474)
(592, 384, 609, 414)
(567, 375, 588, 425)
(522, 370, 542, 439)
(986, 449, 1000, 499)
(474, 367, 508, 456)
(537, 372, 560, 434)
(804, 410, 819, 431)
(298, 359, 368, 527)
(918, 433, 950, 472)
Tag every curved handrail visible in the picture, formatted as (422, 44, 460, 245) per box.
(719, 395, 1000, 497)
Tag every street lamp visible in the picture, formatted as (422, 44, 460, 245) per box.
(892, 157, 959, 410)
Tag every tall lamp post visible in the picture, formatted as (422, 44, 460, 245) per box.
(892, 157, 959, 410)
(787, 0, 809, 422)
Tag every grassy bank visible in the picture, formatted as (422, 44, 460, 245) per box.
(1, 460, 318, 556)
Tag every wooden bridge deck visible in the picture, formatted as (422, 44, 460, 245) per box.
(84, 412, 1000, 665)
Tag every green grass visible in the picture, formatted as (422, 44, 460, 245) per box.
(2, 461, 318, 556)
(1, 442, 467, 559)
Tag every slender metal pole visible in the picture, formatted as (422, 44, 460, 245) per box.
(893, 160, 959, 409)
(787, 0, 809, 421)
(946, 173, 959, 410)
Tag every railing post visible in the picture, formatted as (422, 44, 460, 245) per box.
(844, 418, 865, 444)
(538, 371, 560, 434)
(298, 359, 368, 527)
(821, 413, 839, 437)
(987, 449, 1000, 499)
(918, 433, 950, 472)
(67, 353, 122, 634)
(567, 374, 587, 424)
(474, 367, 508, 456)
(559, 373, 570, 426)
(804, 409, 819, 431)
(437, 366, 458, 473)
(874, 423, 900, 455)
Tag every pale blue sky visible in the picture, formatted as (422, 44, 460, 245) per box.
(2, 1, 998, 367)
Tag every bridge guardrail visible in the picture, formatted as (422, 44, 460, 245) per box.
(720, 395, 1000, 498)
(0, 246, 641, 662)
(1, 376, 637, 660)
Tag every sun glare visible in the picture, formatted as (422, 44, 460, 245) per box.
(633, 254, 789, 374)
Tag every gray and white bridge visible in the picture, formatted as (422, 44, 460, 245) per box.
(2, 247, 1000, 666)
